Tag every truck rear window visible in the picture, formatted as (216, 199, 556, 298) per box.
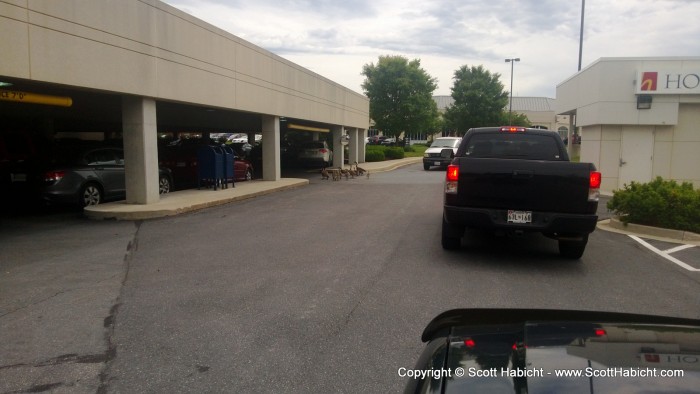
(463, 133, 562, 160)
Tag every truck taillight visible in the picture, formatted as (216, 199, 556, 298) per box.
(445, 164, 459, 194)
(589, 171, 601, 201)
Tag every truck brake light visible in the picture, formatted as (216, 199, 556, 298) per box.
(445, 164, 459, 194)
(446, 165, 459, 182)
(500, 126, 526, 133)
(589, 171, 601, 201)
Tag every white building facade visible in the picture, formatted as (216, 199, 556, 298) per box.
(557, 57, 700, 193)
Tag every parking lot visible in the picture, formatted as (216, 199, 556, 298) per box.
(2, 163, 699, 393)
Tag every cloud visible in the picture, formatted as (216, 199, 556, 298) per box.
(162, 0, 700, 97)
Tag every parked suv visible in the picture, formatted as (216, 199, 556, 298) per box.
(297, 141, 332, 167)
(423, 137, 462, 170)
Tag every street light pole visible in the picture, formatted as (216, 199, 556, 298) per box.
(505, 58, 520, 125)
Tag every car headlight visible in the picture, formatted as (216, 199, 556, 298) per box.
(423, 153, 429, 158)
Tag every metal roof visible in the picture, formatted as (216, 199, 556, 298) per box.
(433, 95, 555, 112)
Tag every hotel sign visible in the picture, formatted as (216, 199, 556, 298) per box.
(637, 70, 700, 94)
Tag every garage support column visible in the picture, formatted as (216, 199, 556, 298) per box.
(262, 115, 281, 181)
(359, 129, 367, 163)
(567, 114, 575, 158)
(332, 126, 344, 168)
(122, 96, 159, 204)
(348, 127, 359, 166)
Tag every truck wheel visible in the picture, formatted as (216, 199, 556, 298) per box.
(423, 163, 430, 170)
(441, 218, 462, 250)
(559, 236, 588, 259)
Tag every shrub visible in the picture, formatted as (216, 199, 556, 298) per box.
(607, 177, 700, 233)
(384, 147, 405, 160)
(404, 145, 415, 153)
(365, 150, 385, 162)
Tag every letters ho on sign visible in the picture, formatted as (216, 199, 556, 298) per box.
(637, 70, 700, 94)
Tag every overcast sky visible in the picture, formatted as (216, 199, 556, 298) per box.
(162, 0, 700, 98)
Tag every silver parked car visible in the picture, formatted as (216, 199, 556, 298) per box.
(297, 141, 333, 167)
(42, 147, 172, 207)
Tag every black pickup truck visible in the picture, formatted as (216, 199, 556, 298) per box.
(441, 126, 601, 259)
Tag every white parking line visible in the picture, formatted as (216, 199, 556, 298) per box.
(664, 244, 696, 254)
(629, 235, 700, 272)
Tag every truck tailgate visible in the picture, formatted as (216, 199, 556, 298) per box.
(454, 158, 593, 214)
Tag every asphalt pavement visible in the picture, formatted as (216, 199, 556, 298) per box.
(1, 158, 698, 393)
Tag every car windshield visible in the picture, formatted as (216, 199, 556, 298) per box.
(3, 3, 699, 394)
(431, 138, 460, 148)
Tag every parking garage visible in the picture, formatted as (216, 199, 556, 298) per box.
(1, 0, 369, 210)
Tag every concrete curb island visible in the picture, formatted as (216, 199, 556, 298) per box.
(84, 157, 423, 221)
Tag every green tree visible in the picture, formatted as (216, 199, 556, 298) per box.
(444, 65, 510, 133)
(501, 111, 531, 127)
(361, 55, 439, 140)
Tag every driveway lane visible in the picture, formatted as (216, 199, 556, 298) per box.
(103, 164, 700, 393)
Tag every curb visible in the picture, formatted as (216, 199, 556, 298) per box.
(365, 157, 422, 173)
(84, 179, 309, 220)
(597, 217, 700, 245)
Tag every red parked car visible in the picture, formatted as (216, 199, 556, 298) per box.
(159, 140, 254, 190)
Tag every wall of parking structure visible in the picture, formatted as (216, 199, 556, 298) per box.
(0, 0, 369, 129)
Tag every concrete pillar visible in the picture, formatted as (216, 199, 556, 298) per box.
(122, 96, 159, 204)
(567, 115, 575, 158)
(262, 115, 281, 181)
(332, 125, 344, 168)
(359, 128, 367, 163)
(348, 127, 359, 166)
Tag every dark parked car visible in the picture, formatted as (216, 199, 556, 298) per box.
(42, 147, 172, 207)
(405, 309, 700, 394)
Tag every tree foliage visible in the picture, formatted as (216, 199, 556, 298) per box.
(361, 55, 439, 139)
(502, 111, 532, 127)
(444, 65, 510, 133)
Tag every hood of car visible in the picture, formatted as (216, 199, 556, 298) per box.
(411, 309, 700, 394)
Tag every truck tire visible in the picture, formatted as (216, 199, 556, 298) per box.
(441, 217, 462, 250)
(558, 236, 588, 259)
(423, 163, 430, 170)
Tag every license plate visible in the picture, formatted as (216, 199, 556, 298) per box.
(434, 161, 441, 166)
(11, 173, 27, 182)
(507, 210, 532, 224)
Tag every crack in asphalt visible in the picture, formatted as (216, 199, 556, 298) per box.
(333, 194, 415, 335)
(0, 289, 71, 319)
(96, 220, 142, 394)
(0, 221, 142, 394)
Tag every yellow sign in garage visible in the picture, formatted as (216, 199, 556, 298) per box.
(0, 89, 73, 107)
